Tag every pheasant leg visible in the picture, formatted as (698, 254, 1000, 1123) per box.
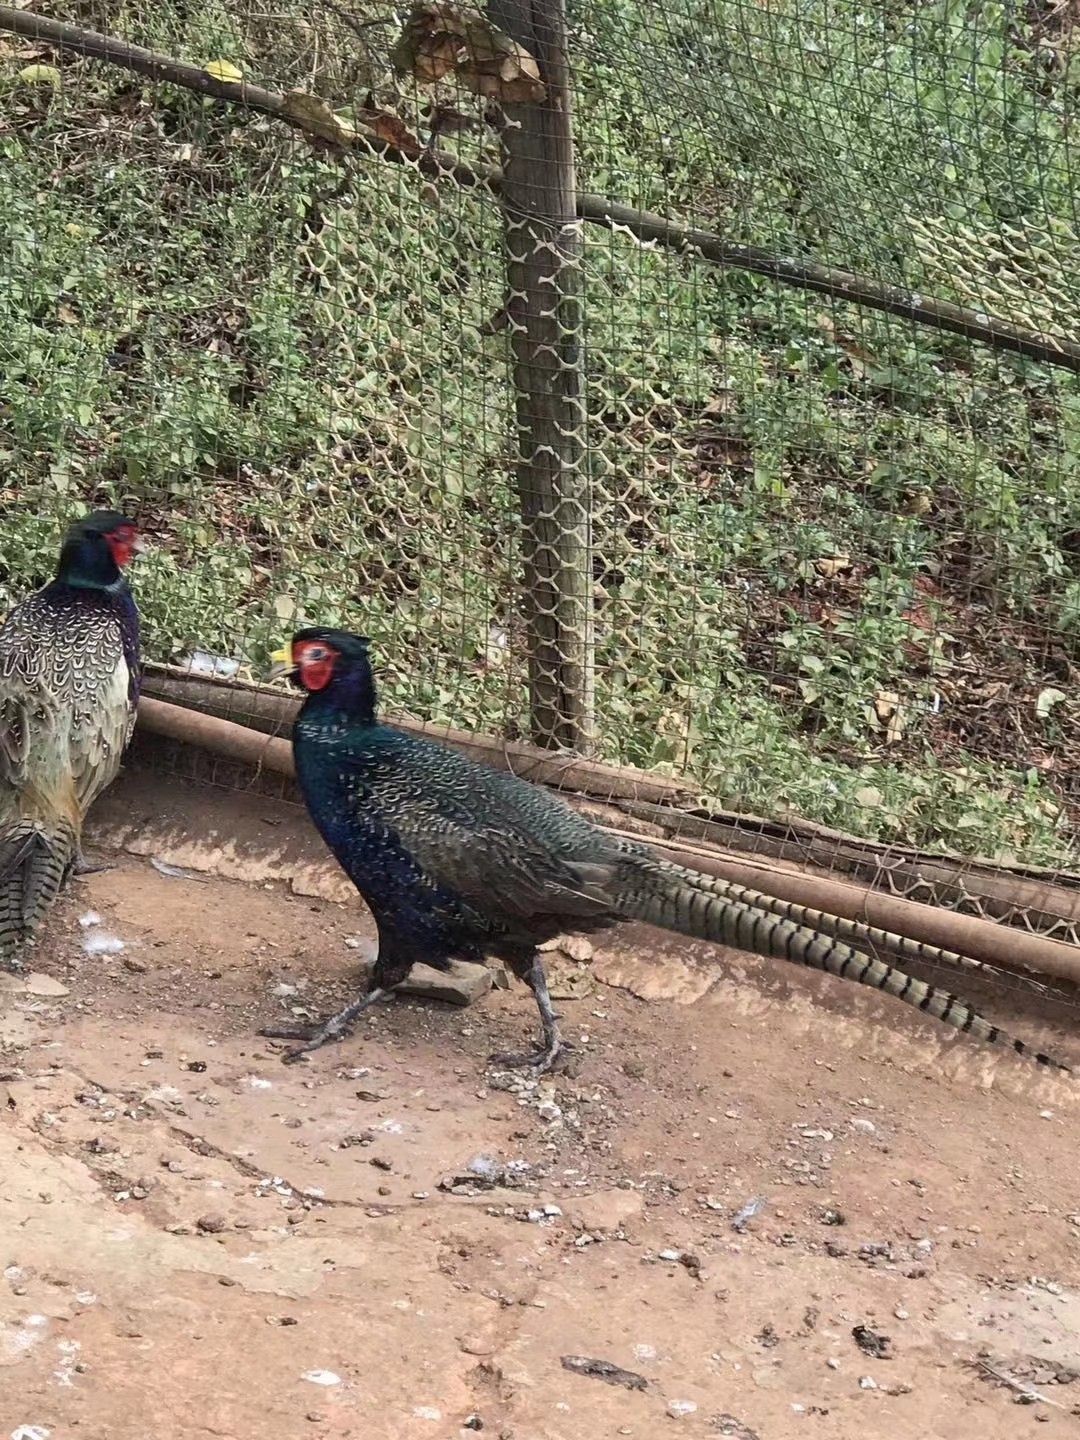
(490, 953, 573, 1073)
(261, 985, 390, 1063)
(70, 850, 115, 879)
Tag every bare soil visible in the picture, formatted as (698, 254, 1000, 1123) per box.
(2, 767, 1080, 1440)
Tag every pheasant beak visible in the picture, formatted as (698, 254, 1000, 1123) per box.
(267, 645, 294, 681)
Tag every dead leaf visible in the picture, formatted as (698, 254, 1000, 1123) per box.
(392, 3, 546, 103)
(56, 303, 79, 326)
(854, 785, 882, 808)
(459, 16, 545, 102)
(701, 390, 737, 417)
(357, 105, 423, 155)
(413, 34, 463, 83)
(813, 554, 851, 579)
(283, 89, 358, 145)
(873, 689, 900, 722)
(884, 709, 906, 745)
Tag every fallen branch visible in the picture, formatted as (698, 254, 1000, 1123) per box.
(135, 694, 1080, 992)
(3, 7, 1080, 371)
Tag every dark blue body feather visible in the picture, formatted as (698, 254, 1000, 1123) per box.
(294, 708, 488, 977)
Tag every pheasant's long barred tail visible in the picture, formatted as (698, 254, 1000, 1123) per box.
(618, 860, 1071, 1073)
(0, 819, 77, 971)
(635, 850, 995, 978)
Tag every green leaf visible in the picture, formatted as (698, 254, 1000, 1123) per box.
(17, 64, 62, 88)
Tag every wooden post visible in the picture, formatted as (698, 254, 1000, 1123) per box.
(488, 0, 594, 752)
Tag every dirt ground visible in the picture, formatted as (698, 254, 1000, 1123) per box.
(2, 765, 1080, 1440)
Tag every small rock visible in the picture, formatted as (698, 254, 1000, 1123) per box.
(196, 1214, 227, 1235)
(301, 1370, 342, 1387)
(537, 1101, 562, 1123)
(859, 1375, 878, 1390)
(341, 1131, 376, 1147)
(851, 1118, 877, 1135)
(559, 935, 594, 962)
(123, 956, 149, 974)
(12, 972, 69, 998)
(352, 953, 491, 1006)
(667, 1400, 698, 1418)
(459, 1335, 495, 1357)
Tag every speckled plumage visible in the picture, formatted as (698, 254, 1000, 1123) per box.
(0, 513, 141, 970)
(277, 630, 1068, 1073)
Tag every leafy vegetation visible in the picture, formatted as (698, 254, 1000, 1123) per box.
(0, 0, 1077, 864)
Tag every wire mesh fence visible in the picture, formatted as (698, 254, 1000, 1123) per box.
(1, 0, 1079, 930)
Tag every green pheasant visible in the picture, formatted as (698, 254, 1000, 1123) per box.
(262, 628, 1070, 1075)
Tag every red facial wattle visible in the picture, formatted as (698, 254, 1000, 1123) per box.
(106, 526, 138, 567)
(295, 643, 337, 692)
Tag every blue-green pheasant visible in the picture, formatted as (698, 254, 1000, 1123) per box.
(264, 628, 1069, 1074)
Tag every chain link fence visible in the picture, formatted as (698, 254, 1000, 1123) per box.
(1, 0, 1079, 940)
